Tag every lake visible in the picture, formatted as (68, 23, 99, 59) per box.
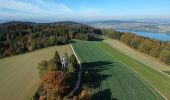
(117, 29, 170, 41)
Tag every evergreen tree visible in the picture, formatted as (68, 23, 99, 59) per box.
(68, 54, 78, 73)
(53, 51, 62, 70)
(68, 63, 75, 73)
(54, 51, 60, 62)
(38, 60, 48, 77)
(69, 54, 77, 65)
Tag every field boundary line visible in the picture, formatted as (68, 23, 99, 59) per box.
(68, 43, 82, 97)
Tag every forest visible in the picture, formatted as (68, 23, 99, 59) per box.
(104, 30, 170, 65)
(0, 21, 101, 58)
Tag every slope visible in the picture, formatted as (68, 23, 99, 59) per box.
(71, 40, 163, 100)
(0, 45, 72, 100)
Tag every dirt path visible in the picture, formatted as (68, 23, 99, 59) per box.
(104, 39, 170, 73)
(68, 44, 82, 97)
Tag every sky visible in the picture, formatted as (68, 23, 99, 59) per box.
(0, 0, 170, 22)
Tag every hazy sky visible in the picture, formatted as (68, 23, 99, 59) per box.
(0, 0, 170, 22)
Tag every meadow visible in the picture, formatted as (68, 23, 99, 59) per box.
(101, 40, 170, 99)
(71, 40, 163, 100)
(0, 45, 72, 100)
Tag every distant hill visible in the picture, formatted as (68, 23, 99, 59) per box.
(1, 21, 86, 27)
(1, 21, 36, 26)
(88, 19, 170, 25)
(46, 21, 85, 26)
(88, 20, 136, 25)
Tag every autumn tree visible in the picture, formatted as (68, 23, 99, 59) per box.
(120, 32, 134, 45)
(42, 71, 70, 100)
(79, 86, 91, 100)
(108, 30, 123, 39)
(138, 39, 153, 54)
(149, 40, 161, 57)
(130, 36, 143, 49)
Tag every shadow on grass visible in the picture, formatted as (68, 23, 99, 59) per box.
(70, 36, 103, 43)
(82, 61, 113, 69)
(70, 40, 77, 43)
(92, 89, 118, 100)
(82, 61, 113, 89)
(88, 36, 104, 41)
(163, 71, 170, 75)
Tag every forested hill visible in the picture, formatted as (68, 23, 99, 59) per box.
(1, 21, 36, 26)
(0, 21, 101, 58)
(1, 21, 86, 26)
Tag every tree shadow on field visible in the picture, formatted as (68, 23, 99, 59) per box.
(163, 71, 170, 75)
(70, 40, 77, 43)
(82, 61, 114, 89)
(88, 36, 104, 41)
(92, 89, 118, 100)
(81, 61, 120, 99)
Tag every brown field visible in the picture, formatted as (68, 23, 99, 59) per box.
(0, 45, 72, 100)
(104, 39, 170, 74)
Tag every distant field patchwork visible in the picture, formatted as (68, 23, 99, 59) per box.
(0, 45, 72, 100)
(71, 40, 163, 100)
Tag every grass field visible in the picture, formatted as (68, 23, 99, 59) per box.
(71, 40, 163, 100)
(101, 39, 170, 99)
(0, 45, 72, 100)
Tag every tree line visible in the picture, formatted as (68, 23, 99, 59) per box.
(105, 30, 170, 65)
(0, 21, 101, 58)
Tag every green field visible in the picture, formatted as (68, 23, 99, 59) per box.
(101, 40, 170, 99)
(0, 45, 72, 100)
(71, 40, 163, 100)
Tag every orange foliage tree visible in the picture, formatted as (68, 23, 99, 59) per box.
(42, 71, 70, 100)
